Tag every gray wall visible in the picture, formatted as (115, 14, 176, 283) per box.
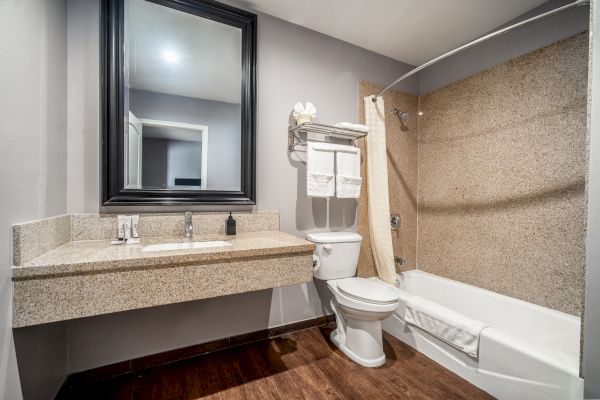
(142, 138, 168, 187)
(2, 0, 597, 398)
(0, 1, 69, 399)
(130, 89, 240, 191)
(67, 289, 274, 372)
(66, 0, 100, 213)
(141, 137, 203, 188)
(57, 0, 416, 378)
(255, 13, 416, 237)
(584, 1, 600, 397)
(167, 140, 203, 187)
(418, 0, 589, 94)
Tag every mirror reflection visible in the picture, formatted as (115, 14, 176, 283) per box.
(124, 0, 242, 191)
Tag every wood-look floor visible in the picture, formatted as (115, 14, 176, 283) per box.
(56, 324, 494, 400)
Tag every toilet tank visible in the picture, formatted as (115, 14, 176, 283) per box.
(306, 232, 362, 280)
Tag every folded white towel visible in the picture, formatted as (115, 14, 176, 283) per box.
(405, 296, 488, 357)
(336, 175, 362, 198)
(335, 122, 369, 133)
(335, 145, 361, 198)
(293, 102, 317, 119)
(307, 142, 336, 198)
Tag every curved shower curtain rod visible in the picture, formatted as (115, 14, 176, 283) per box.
(372, 0, 590, 101)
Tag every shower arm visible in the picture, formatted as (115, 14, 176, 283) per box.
(372, 0, 590, 101)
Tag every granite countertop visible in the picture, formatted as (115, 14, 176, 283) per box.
(12, 231, 315, 280)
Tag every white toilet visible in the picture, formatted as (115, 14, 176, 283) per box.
(307, 232, 399, 367)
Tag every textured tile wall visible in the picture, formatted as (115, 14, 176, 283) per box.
(417, 33, 588, 315)
(13, 211, 279, 265)
(13, 215, 72, 265)
(69, 211, 280, 241)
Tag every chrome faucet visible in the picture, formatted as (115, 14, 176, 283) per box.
(184, 212, 193, 239)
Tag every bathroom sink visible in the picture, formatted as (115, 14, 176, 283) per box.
(142, 241, 232, 252)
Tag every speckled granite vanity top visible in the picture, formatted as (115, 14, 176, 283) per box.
(12, 212, 316, 327)
(13, 231, 314, 280)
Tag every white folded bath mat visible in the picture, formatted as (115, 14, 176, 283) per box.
(405, 295, 489, 357)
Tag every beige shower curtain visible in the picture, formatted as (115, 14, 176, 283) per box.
(363, 95, 396, 284)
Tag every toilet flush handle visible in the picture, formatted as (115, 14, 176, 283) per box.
(323, 243, 333, 251)
(312, 255, 320, 272)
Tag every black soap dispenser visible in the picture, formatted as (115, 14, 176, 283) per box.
(226, 212, 236, 235)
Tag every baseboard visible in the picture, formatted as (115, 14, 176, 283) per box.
(60, 314, 335, 390)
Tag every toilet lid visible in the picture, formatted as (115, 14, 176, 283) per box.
(337, 278, 399, 304)
(306, 232, 362, 243)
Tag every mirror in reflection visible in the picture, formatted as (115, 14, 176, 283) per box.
(123, 0, 242, 192)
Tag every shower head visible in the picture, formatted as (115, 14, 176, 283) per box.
(392, 108, 410, 131)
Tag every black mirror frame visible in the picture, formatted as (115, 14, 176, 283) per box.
(101, 0, 256, 206)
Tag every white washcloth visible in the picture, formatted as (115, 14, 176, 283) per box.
(405, 295, 488, 357)
(335, 122, 369, 133)
(307, 142, 336, 197)
(335, 146, 361, 198)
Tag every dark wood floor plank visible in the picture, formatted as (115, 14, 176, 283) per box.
(262, 334, 342, 400)
(208, 349, 246, 400)
(298, 326, 398, 400)
(132, 366, 165, 400)
(56, 373, 134, 400)
(58, 325, 494, 400)
(181, 355, 224, 400)
(185, 352, 240, 400)
(381, 331, 491, 400)
(231, 345, 280, 400)
(360, 341, 428, 400)
(250, 339, 304, 400)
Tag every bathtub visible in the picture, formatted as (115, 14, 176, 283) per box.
(381, 270, 583, 400)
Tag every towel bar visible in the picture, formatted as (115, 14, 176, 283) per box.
(288, 122, 368, 152)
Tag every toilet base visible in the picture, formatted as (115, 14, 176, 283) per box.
(330, 329, 386, 368)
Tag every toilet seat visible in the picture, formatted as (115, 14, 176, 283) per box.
(337, 277, 399, 305)
(306, 231, 398, 367)
(327, 278, 399, 367)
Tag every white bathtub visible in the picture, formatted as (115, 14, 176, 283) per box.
(381, 270, 583, 400)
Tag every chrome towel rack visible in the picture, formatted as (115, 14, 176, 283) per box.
(288, 123, 368, 152)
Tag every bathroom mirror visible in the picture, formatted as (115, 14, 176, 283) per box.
(101, 0, 256, 205)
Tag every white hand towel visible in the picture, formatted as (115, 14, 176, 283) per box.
(335, 122, 369, 133)
(405, 295, 489, 357)
(307, 142, 336, 198)
(335, 146, 361, 198)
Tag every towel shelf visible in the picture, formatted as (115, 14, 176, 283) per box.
(288, 122, 368, 152)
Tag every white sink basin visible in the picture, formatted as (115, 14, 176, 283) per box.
(142, 240, 232, 252)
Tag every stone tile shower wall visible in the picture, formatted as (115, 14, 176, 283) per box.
(357, 33, 588, 315)
(357, 81, 419, 277)
(417, 33, 588, 315)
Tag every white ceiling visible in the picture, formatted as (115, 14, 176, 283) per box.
(126, 0, 242, 103)
(227, 0, 548, 65)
